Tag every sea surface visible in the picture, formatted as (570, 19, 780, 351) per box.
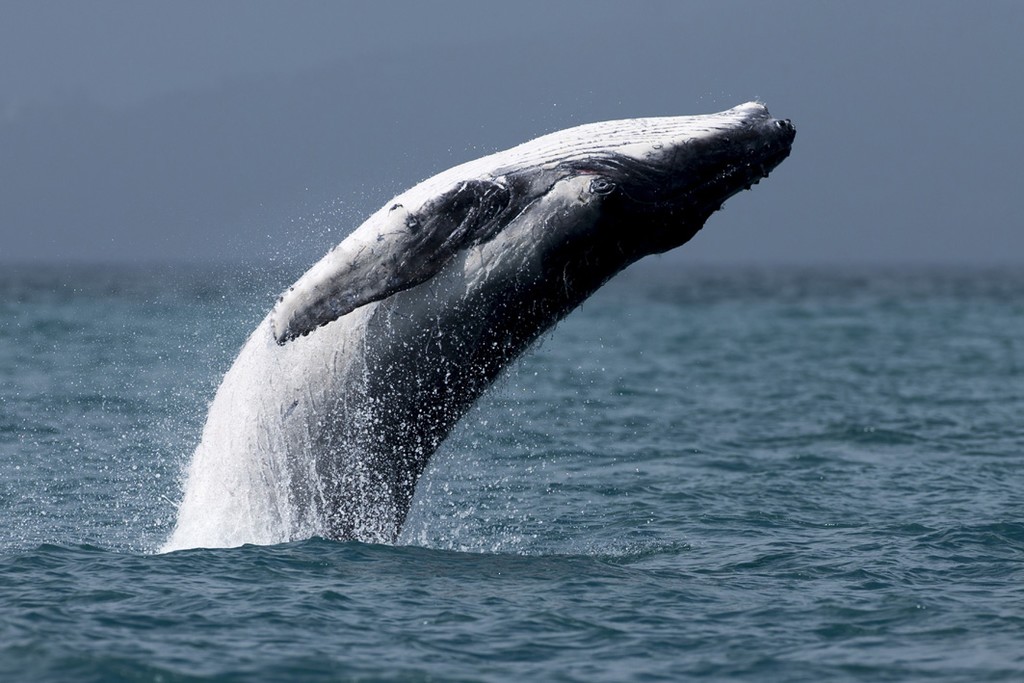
(1, 262, 1022, 682)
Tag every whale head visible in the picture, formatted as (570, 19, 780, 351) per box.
(549, 101, 795, 257)
(272, 102, 794, 344)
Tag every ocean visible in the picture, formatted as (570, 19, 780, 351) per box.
(1, 262, 1022, 682)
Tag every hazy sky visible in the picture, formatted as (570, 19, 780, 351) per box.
(2, 1, 1022, 265)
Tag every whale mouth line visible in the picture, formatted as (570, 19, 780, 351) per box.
(624, 136, 794, 215)
(690, 119, 795, 209)
(692, 143, 793, 205)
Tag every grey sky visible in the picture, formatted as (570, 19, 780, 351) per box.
(1, 1, 1022, 265)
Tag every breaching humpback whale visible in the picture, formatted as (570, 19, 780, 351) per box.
(163, 102, 795, 551)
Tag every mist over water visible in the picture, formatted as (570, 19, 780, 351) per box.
(1, 263, 1023, 681)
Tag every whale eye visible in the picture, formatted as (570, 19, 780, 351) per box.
(589, 177, 617, 195)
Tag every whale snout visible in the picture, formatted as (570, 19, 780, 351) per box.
(763, 116, 797, 169)
(772, 118, 796, 145)
(727, 101, 795, 144)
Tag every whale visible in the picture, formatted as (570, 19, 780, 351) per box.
(162, 102, 795, 551)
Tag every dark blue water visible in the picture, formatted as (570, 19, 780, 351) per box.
(2, 263, 1022, 681)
